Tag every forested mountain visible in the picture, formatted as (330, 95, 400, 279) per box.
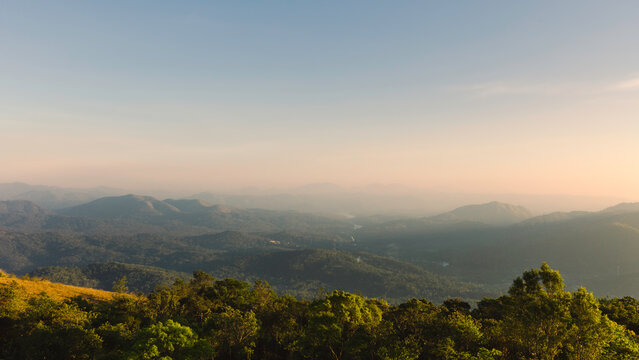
(58, 195, 354, 234)
(355, 203, 639, 297)
(0, 200, 167, 234)
(0, 200, 51, 225)
(6, 196, 639, 301)
(0, 211, 480, 303)
(29, 262, 190, 293)
(355, 201, 532, 238)
(60, 194, 183, 219)
(0, 226, 484, 302)
(602, 202, 639, 213)
(209, 248, 489, 303)
(0, 230, 223, 273)
(0, 182, 125, 209)
(0, 195, 355, 236)
(443, 201, 533, 225)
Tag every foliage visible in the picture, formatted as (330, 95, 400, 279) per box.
(1, 264, 639, 359)
(128, 320, 212, 360)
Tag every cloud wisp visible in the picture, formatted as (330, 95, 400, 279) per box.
(457, 74, 639, 98)
(607, 76, 639, 92)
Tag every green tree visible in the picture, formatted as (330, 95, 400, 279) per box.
(301, 290, 383, 360)
(496, 263, 572, 360)
(128, 320, 212, 360)
(254, 292, 307, 359)
(600, 319, 639, 359)
(206, 306, 259, 359)
(599, 296, 639, 334)
(113, 276, 129, 293)
(17, 295, 103, 360)
(0, 281, 27, 318)
(564, 287, 612, 360)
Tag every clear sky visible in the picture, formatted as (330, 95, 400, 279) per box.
(2, 1, 639, 198)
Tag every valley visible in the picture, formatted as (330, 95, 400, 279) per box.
(3, 185, 639, 301)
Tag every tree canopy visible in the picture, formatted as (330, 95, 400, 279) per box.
(1, 263, 638, 359)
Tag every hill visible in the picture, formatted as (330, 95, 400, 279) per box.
(354, 202, 532, 246)
(519, 211, 590, 225)
(355, 205, 639, 298)
(445, 201, 533, 225)
(10, 195, 639, 300)
(182, 231, 286, 252)
(58, 194, 354, 234)
(163, 198, 213, 212)
(0, 227, 486, 302)
(602, 202, 639, 214)
(29, 262, 189, 293)
(0, 195, 356, 236)
(0, 230, 224, 273)
(0, 273, 124, 301)
(209, 248, 491, 303)
(0, 200, 179, 234)
(0, 228, 346, 274)
(60, 194, 183, 219)
(0, 182, 126, 209)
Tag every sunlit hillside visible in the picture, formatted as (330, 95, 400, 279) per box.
(0, 271, 128, 302)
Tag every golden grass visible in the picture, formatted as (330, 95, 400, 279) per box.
(0, 275, 133, 302)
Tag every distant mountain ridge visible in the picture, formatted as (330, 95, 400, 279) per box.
(163, 198, 213, 213)
(602, 202, 639, 214)
(0, 200, 51, 216)
(55, 194, 354, 235)
(60, 194, 183, 219)
(6, 193, 639, 300)
(0, 182, 126, 209)
(445, 201, 533, 225)
(0, 200, 171, 234)
(353, 201, 639, 298)
(356, 201, 534, 241)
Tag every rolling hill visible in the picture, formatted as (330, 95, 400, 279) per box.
(0, 200, 171, 234)
(355, 203, 639, 298)
(58, 194, 355, 234)
(60, 194, 182, 219)
(208, 248, 492, 303)
(7, 194, 639, 301)
(28, 262, 190, 293)
(444, 201, 533, 225)
(0, 182, 126, 209)
(357, 201, 533, 237)
(0, 272, 126, 302)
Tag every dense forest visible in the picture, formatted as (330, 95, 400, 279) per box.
(2, 263, 639, 360)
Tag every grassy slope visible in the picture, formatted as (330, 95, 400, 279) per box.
(0, 273, 127, 302)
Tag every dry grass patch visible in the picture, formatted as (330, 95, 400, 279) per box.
(0, 276, 133, 302)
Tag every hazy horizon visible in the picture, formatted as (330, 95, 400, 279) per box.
(0, 179, 632, 215)
(3, 2, 639, 201)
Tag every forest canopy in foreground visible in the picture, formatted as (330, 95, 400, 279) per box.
(1, 263, 639, 360)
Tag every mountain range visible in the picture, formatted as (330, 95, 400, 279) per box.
(2, 181, 625, 215)
(355, 200, 639, 296)
(3, 189, 639, 300)
(0, 194, 354, 236)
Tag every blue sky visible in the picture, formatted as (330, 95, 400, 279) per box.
(2, 1, 639, 197)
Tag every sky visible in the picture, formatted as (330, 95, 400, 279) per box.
(2, 1, 639, 199)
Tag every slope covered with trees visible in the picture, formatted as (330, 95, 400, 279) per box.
(355, 204, 639, 297)
(28, 262, 190, 294)
(210, 249, 488, 303)
(1, 264, 638, 359)
(58, 195, 355, 235)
